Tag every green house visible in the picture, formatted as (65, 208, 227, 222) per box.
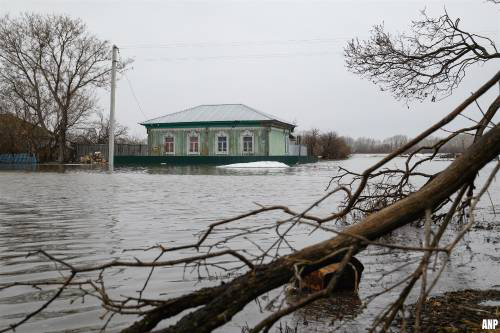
(141, 104, 297, 157)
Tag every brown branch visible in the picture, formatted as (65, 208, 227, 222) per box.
(33, 248, 255, 273)
(0, 272, 76, 333)
(146, 121, 500, 333)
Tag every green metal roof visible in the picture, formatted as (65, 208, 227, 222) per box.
(141, 104, 294, 127)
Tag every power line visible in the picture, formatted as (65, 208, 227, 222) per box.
(123, 71, 148, 120)
(118, 45, 148, 121)
(119, 37, 353, 49)
(140, 50, 342, 62)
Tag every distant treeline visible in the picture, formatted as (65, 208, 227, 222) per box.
(300, 129, 473, 159)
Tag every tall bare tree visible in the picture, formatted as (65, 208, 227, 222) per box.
(0, 13, 128, 162)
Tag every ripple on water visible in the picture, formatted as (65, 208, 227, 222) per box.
(0, 157, 499, 332)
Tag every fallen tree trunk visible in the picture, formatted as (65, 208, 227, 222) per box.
(133, 120, 500, 333)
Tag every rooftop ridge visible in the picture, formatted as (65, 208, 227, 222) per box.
(242, 104, 289, 123)
(198, 103, 245, 106)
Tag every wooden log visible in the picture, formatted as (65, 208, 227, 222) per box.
(301, 257, 364, 292)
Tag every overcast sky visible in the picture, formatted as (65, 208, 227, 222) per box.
(1, 0, 498, 139)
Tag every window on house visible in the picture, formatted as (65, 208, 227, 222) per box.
(164, 136, 174, 154)
(243, 136, 253, 153)
(189, 135, 199, 153)
(217, 136, 227, 153)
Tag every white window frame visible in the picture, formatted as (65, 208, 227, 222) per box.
(164, 133, 175, 155)
(215, 131, 229, 155)
(187, 130, 200, 155)
(240, 130, 254, 154)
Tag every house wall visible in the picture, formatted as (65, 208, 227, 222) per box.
(268, 127, 290, 156)
(147, 126, 270, 156)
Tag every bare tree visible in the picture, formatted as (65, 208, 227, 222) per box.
(0, 13, 129, 162)
(302, 128, 320, 156)
(345, 10, 499, 101)
(318, 131, 351, 159)
(302, 129, 351, 159)
(72, 111, 129, 144)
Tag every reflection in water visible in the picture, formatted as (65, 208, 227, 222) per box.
(121, 164, 299, 176)
(0, 156, 499, 332)
(0, 163, 38, 172)
(287, 291, 363, 330)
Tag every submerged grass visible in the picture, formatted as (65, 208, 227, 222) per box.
(395, 289, 500, 332)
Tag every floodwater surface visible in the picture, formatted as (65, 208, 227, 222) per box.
(0, 155, 498, 332)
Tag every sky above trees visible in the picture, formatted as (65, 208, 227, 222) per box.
(1, 0, 497, 139)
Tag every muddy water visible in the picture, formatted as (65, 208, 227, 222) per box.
(0, 155, 498, 332)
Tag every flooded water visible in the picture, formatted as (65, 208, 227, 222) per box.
(0, 155, 498, 333)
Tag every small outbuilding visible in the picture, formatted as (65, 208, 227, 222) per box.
(141, 104, 298, 157)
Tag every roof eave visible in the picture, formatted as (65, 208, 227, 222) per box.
(141, 119, 295, 129)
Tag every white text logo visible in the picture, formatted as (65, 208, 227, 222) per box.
(482, 319, 499, 330)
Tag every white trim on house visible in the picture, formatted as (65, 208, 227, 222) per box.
(215, 131, 229, 155)
(154, 126, 261, 132)
(186, 130, 200, 155)
(163, 132, 175, 155)
(240, 129, 254, 155)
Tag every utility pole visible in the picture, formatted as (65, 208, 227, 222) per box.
(108, 45, 118, 172)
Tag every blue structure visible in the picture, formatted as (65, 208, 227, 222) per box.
(0, 154, 38, 164)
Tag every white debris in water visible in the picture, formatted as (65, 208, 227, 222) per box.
(217, 161, 290, 168)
